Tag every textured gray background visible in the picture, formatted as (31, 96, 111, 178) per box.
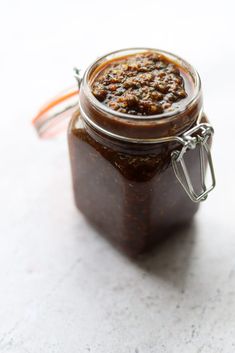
(1, 0, 235, 352)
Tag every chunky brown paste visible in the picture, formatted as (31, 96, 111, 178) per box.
(92, 52, 188, 116)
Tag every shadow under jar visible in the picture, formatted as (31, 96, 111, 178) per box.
(68, 48, 215, 256)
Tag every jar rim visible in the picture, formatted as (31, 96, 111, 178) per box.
(82, 47, 201, 124)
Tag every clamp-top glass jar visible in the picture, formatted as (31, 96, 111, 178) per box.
(67, 48, 215, 255)
(33, 48, 215, 255)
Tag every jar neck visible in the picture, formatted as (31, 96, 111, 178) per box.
(79, 88, 202, 142)
(79, 112, 179, 155)
(79, 48, 203, 141)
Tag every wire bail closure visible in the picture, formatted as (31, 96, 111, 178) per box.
(171, 123, 216, 202)
(73, 67, 82, 89)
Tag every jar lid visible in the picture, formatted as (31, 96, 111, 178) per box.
(32, 86, 79, 138)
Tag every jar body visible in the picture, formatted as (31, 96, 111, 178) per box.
(68, 111, 210, 255)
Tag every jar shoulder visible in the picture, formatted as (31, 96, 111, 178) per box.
(68, 111, 177, 182)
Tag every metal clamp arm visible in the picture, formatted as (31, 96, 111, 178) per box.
(171, 123, 216, 202)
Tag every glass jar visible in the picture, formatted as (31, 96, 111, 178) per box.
(67, 48, 215, 255)
(33, 48, 215, 256)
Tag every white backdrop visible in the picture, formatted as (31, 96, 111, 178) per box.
(1, 0, 235, 352)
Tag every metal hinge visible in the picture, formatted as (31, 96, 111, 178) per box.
(171, 123, 216, 202)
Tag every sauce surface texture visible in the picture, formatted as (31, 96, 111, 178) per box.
(91, 52, 190, 116)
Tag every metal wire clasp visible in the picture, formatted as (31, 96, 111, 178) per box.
(171, 123, 216, 202)
(74, 67, 82, 89)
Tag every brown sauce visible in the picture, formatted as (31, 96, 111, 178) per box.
(91, 52, 193, 116)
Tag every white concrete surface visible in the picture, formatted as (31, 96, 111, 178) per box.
(1, 0, 235, 352)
